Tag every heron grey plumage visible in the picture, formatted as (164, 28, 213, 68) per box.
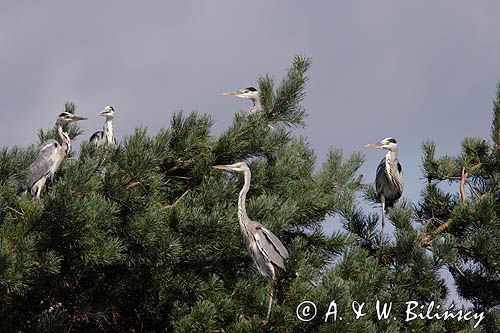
(17, 112, 87, 198)
(223, 87, 263, 115)
(213, 161, 288, 320)
(366, 137, 404, 235)
(90, 106, 116, 145)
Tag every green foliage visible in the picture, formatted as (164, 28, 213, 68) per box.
(0, 57, 493, 332)
(492, 81, 500, 145)
(418, 81, 500, 332)
(258, 55, 311, 126)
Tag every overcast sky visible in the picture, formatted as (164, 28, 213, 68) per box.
(0, 0, 500, 200)
(2, 1, 499, 199)
(1, 1, 499, 303)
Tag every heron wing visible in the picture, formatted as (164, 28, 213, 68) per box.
(253, 224, 289, 270)
(90, 131, 104, 143)
(375, 157, 404, 206)
(27, 139, 60, 187)
(393, 158, 404, 195)
(375, 157, 387, 196)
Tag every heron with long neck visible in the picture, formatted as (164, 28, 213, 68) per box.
(366, 137, 404, 235)
(17, 112, 87, 198)
(213, 161, 288, 321)
(223, 87, 263, 115)
(90, 106, 116, 145)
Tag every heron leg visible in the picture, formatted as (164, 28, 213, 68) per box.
(266, 285, 274, 321)
(33, 177, 47, 199)
(380, 199, 386, 237)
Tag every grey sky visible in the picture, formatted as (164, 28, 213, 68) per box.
(1, 1, 499, 304)
(2, 1, 499, 199)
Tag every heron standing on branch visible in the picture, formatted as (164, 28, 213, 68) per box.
(17, 112, 87, 198)
(366, 137, 404, 235)
(223, 87, 263, 115)
(90, 106, 116, 145)
(213, 161, 288, 321)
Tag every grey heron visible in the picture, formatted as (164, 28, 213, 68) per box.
(17, 112, 87, 198)
(90, 106, 116, 145)
(366, 137, 404, 235)
(223, 87, 263, 115)
(213, 161, 288, 321)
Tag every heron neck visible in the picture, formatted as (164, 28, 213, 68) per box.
(238, 170, 251, 224)
(57, 124, 71, 156)
(385, 149, 397, 161)
(103, 118, 114, 144)
(385, 150, 398, 176)
(249, 96, 262, 115)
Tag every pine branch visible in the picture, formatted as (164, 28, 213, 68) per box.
(422, 218, 451, 247)
(492, 81, 500, 146)
(261, 55, 311, 127)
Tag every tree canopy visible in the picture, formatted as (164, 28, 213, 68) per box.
(0, 56, 497, 332)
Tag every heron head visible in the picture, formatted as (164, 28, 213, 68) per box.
(56, 112, 88, 125)
(99, 105, 115, 119)
(365, 137, 398, 151)
(222, 87, 259, 100)
(213, 161, 250, 173)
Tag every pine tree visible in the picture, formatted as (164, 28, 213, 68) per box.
(419, 83, 500, 332)
(0, 56, 493, 332)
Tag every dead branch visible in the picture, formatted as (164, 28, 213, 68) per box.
(165, 175, 192, 180)
(422, 217, 451, 247)
(164, 189, 191, 209)
(7, 206, 24, 216)
(460, 167, 467, 204)
(127, 181, 142, 189)
(166, 159, 195, 173)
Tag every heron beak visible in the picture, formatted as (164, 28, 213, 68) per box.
(222, 91, 240, 96)
(213, 165, 232, 171)
(365, 142, 383, 149)
(99, 110, 108, 116)
(70, 115, 88, 122)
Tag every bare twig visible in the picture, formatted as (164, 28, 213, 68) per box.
(460, 161, 485, 203)
(450, 264, 466, 277)
(127, 181, 142, 189)
(468, 184, 481, 199)
(166, 159, 195, 173)
(424, 217, 445, 228)
(468, 162, 483, 174)
(460, 167, 467, 204)
(422, 217, 450, 247)
(7, 206, 24, 216)
(164, 189, 191, 209)
(165, 175, 192, 180)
